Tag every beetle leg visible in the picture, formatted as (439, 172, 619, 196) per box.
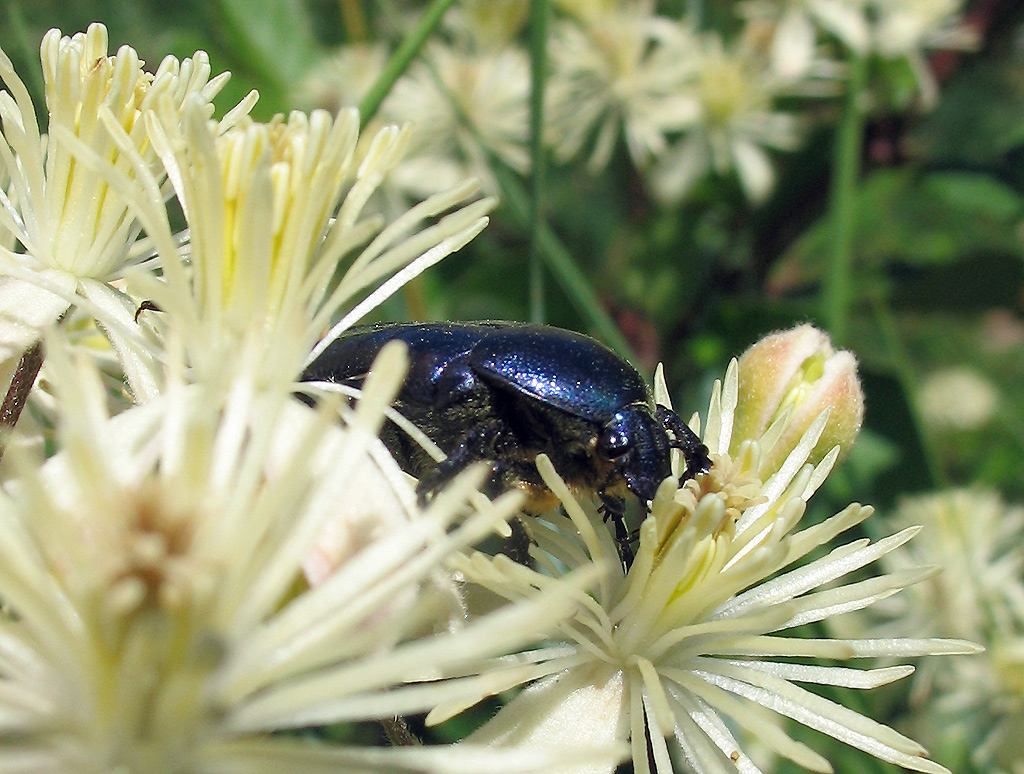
(656, 405, 712, 481)
(416, 417, 514, 505)
(499, 515, 536, 568)
(598, 489, 634, 569)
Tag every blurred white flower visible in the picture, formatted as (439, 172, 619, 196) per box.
(868, 489, 1024, 772)
(445, 0, 531, 50)
(552, 0, 622, 24)
(919, 366, 999, 431)
(870, 0, 977, 106)
(382, 42, 531, 197)
(0, 339, 615, 774)
(740, 0, 871, 77)
(440, 326, 977, 774)
(739, 0, 974, 104)
(295, 43, 389, 114)
(870, 0, 975, 58)
(0, 24, 244, 361)
(296, 31, 530, 201)
(878, 489, 1024, 653)
(648, 34, 801, 203)
(545, 1, 699, 170)
(977, 638, 1024, 774)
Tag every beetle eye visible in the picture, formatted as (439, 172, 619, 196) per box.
(598, 428, 630, 458)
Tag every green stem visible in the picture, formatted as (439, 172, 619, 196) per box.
(493, 165, 638, 364)
(824, 54, 869, 344)
(402, 16, 635, 365)
(528, 0, 550, 324)
(340, 0, 369, 41)
(358, 0, 459, 130)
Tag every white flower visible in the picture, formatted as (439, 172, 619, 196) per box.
(0, 24, 243, 360)
(871, 0, 975, 59)
(869, 0, 977, 106)
(0, 338, 616, 774)
(863, 489, 1024, 772)
(441, 336, 978, 774)
(919, 367, 999, 431)
(552, 0, 623, 24)
(877, 488, 1024, 655)
(67, 92, 493, 399)
(445, 0, 531, 50)
(382, 42, 531, 197)
(739, 0, 871, 78)
(545, 1, 699, 170)
(295, 43, 390, 114)
(977, 638, 1024, 774)
(648, 34, 801, 203)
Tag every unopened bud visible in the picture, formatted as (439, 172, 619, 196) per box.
(732, 324, 864, 473)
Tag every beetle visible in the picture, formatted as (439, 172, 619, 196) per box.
(301, 322, 712, 564)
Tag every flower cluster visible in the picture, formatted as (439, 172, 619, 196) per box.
(0, 336, 612, 773)
(0, 24, 237, 361)
(0, 23, 603, 774)
(300, 0, 973, 204)
(0, 20, 990, 774)
(861, 489, 1024, 773)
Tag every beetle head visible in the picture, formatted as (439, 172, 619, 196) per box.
(597, 404, 713, 507)
(597, 405, 673, 504)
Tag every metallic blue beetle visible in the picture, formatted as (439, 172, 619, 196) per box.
(302, 322, 711, 555)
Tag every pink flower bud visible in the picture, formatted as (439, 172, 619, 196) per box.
(732, 324, 864, 473)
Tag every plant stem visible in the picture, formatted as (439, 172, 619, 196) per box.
(340, 0, 369, 41)
(528, 0, 550, 324)
(358, 0, 458, 129)
(0, 341, 44, 463)
(824, 54, 869, 344)
(493, 164, 638, 364)
(405, 20, 635, 364)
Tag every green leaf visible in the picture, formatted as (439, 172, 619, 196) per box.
(772, 169, 1024, 291)
(912, 59, 1024, 163)
(920, 172, 1023, 222)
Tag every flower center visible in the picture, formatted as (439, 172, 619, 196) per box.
(103, 481, 207, 617)
(698, 53, 756, 127)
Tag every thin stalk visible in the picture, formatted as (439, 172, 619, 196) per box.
(493, 164, 639, 364)
(340, 0, 369, 42)
(528, 0, 550, 324)
(0, 341, 44, 463)
(358, 0, 459, 129)
(823, 54, 869, 344)
(414, 48, 637, 364)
